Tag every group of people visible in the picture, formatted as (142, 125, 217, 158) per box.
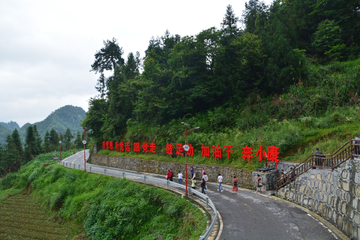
(166, 166, 266, 195)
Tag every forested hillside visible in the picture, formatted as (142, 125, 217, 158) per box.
(0, 105, 86, 145)
(83, 0, 360, 164)
(0, 105, 88, 176)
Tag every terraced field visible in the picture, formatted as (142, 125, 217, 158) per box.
(0, 194, 73, 240)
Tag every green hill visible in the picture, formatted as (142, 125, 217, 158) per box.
(0, 105, 86, 144)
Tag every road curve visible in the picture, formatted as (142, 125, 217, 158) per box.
(62, 151, 341, 240)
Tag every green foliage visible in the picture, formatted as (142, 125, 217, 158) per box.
(0, 152, 206, 239)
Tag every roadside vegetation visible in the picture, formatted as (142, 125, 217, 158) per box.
(96, 58, 360, 169)
(0, 151, 206, 240)
(83, 1, 360, 169)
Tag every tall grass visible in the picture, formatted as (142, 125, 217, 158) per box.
(0, 153, 206, 240)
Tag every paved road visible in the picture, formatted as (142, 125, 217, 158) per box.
(62, 151, 340, 240)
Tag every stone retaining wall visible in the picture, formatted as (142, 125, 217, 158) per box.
(278, 159, 360, 239)
(89, 154, 254, 189)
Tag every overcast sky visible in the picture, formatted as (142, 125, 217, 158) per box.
(0, 0, 273, 127)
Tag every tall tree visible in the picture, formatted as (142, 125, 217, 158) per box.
(221, 5, 241, 38)
(33, 125, 42, 155)
(91, 38, 124, 78)
(95, 73, 107, 98)
(75, 131, 83, 149)
(43, 130, 51, 153)
(24, 126, 36, 161)
(64, 128, 73, 150)
(49, 128, 59, 151)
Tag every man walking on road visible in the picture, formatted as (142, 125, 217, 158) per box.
(217, 174, 224, 192)
(178, 171, 183, 184)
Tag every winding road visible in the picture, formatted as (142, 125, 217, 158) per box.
(62, 151, 345, 240)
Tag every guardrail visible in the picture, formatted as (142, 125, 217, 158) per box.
(58, 161, 217, 240)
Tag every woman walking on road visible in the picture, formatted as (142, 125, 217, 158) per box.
(217, 174, 224, 192)
(255, 174, 264, 193)
(232, 176, 238, 194)
(166, 170, 171, 181)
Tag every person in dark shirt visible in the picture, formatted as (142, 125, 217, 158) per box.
(353, 134, 360, 155)
(314, 148, 324, 168)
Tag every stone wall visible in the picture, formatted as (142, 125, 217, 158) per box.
(278, 159, 360, 239)
(89, 154, 254, 189)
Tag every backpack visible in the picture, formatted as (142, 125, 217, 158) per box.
(234, 180, 238, 186)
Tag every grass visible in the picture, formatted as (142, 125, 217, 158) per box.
(97, 105, 360, 167)
(0, 151, 207, 240)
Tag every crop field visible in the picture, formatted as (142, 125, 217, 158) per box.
(0, 194, 73, 240)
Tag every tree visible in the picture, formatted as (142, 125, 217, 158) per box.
(11, 129, 23, 157)
(43, 130, 50, 153)
(221, 5, 240, 38)
(49, 128, 59, 151)
(4, 134, 22, 173)
(82, 98, 107, 141)
(75, 131, 83, 149)
(242, 0, 269, 34)
(123, 52, 140, 80)
(312, 20, 343, 57)
(95, 73, 107, 98)
(33, 125, 42, 155)
(24, 126, 36, 161)
(91, 38, 125, 78)
(64, 128, 73, 150)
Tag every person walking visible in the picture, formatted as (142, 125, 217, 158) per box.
(202, 168, 208, 189)
(202, 172, 208, 190)
(170, 168, 174, 181)
(166, 170, 171, 181)
(190, 167, 194, 178)
(217, 174, 224, 192)
(201, 178, 206, 194)
(232, 176, 238, 194)
(353, 134, 360, 155)
(313, 148, 324, 168)
(255, 174, 264, 193)
(178, 171, 183, 184)
(191, 177, 197, 189)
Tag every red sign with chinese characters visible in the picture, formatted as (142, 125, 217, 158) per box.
(102, 141, 279, 165)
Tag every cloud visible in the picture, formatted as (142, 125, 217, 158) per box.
(0, 0, 273, 127)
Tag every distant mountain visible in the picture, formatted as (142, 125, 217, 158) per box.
(0, 125, 12, 145)
(0, 121, 20, 131)
(0, 105, 86, 144)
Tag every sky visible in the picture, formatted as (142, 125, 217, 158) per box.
(0, 0, 273, 127)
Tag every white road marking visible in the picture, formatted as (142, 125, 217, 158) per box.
(306, 213, 338, 240)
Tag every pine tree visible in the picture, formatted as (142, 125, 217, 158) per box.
(49, 128, 59, 151)
(221, 5, 240, 38)
(33, 125, 42, 155)
(75, 131, 83, 149)
(24, 126, 37, 161)
(43, 130, 51, 153)
(64, 128, 73, 150)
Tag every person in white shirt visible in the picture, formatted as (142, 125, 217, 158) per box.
(202, 173, 208, 190)
(217, 174, 223, 192)
(178, 171, 183, 184)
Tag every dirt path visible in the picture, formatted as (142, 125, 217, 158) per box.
(0, 194, 73, 240)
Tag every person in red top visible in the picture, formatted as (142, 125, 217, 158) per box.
(166, 170, 171, 180)
(170, 169, 174, 181)
(232, 176, 238, 194)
